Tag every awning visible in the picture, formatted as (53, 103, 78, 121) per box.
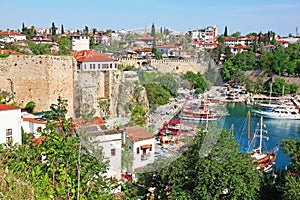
(141, 144, 152, 149)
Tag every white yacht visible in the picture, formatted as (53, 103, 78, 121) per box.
(254, 107, 300, 120)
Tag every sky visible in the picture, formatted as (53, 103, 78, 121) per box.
(1, 0, 300, 37)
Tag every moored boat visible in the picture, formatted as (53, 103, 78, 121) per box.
(248, 116, 278, 172)
(254, 107, 300, 120)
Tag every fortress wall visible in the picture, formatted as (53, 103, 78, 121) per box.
(118, 58, 208, 74)
(0, 55, 76, 116)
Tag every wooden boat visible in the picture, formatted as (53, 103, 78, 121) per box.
(242, 112, 278, 172)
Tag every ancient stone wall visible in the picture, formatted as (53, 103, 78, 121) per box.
(118, 58, 208, 74)
(0, 55, 76, 116)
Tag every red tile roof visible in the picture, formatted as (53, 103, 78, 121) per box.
(125, 126, 154, 142)
(75, 50, 115, 62)
(73, 116, 106, 127)
(0, 104, 20, 111)
(232, 45, 248, 49)
(138, 36, 154, 41)
(0, 31, 25, 36)
(157, 45, 177, 49)
(32, 136, 46, 144)
(0, 49, 24, 55)
(23, 118, 45, 124)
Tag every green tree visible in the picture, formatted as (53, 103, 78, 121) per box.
(0, 97, 115, 199)
(0, 90, 13, 104)
(182, 71, 209, 94)
(231, 31, 241, 37)
(57, 36, 71, 55)
(25, 101, 35, 113)
(144, 83, 171, 108)
(224, 26, 228, 37)
(139, 128, 261, 199)
(280, 138, 300, 200)
(61, 24, 65, 34)
(151, 23, 155, 37)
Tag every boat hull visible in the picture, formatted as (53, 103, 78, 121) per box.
(254, 110, 300, 120)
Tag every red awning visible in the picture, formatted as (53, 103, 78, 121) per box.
(141, 144, 152, 149)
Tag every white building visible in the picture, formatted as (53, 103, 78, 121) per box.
(70, 35, 90, 51)
(0, 31, 26, 43)
(22, 117, 46, 137)
(123, 126, 155, 172)
(0, 104, 22, 144)
(75, 50, 118, 71)
(74, 117, 122, 180)
(188, 26, 218, 43)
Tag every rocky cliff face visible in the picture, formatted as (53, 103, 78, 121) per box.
(110, 73, 149, 118)
(75, 70, 149, 120)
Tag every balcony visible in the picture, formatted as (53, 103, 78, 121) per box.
(141, 153, 151, 161)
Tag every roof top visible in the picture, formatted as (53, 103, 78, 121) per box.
(0, 104, 20, 111)
(23, 118, 45, 124)
(75, 50, 116, 62)
(0, 49, 24, 55)
(125, 126, 154, 142)
(0, 31, 25, 36)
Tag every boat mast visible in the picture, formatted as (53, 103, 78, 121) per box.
(269, 82, 272, 104)
(231, 124, 234, 139)
(248, 111, 250, 148)
(258, 116, 263, 154)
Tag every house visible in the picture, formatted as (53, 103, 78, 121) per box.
(22, 117, 46, 137)
(0, 31, 26, 43)
(231, 45, 248, 55)
(156, 45, 179, 57)
(122, 126, 155, 172)
(74, 117, 122, 180)
(70, 35, 90, 51)
(75, 50, 118, 71)
(134, 36, 154, 48)
(0, 104, 22, 144)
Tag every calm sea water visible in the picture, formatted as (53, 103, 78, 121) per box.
(220, 103, 300, 170)
(180, 103, 300, 170)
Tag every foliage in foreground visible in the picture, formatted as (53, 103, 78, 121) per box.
(0, 97, 115, 199)
(138, 128, 261, 199)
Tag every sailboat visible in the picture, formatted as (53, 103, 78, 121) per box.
(250, 116, 278, 172)
(242, 112, 278, 172)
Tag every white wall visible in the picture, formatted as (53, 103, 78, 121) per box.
(94, 133, 122, 179)
(0, 109, 22, 144)
(129, 138, 155, 171)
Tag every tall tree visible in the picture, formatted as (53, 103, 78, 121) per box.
(224, 26, 228, 37)
(151, 22, 156, 37)
(51, 22, 56, 36)
(61, 24, 64, 34)
(21, 22, 25, 33)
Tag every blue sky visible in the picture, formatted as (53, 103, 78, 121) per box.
(1, 0, 300, 36)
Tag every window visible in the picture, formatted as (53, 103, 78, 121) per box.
(37, 127, 42, 132)
(136, 147, 140, 154)
(149, 145, 152, 151)
(90, 64, 92, 69)
(98, 64, 100, 69)
(6, 129, 12, 143)
(111, 148, 116, 156)
(110, 63, 112, 68)
(84, 64, 86, 69)
(93, 64, 95, 69)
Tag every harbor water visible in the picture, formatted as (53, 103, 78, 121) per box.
(180, 103, 300, 170)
